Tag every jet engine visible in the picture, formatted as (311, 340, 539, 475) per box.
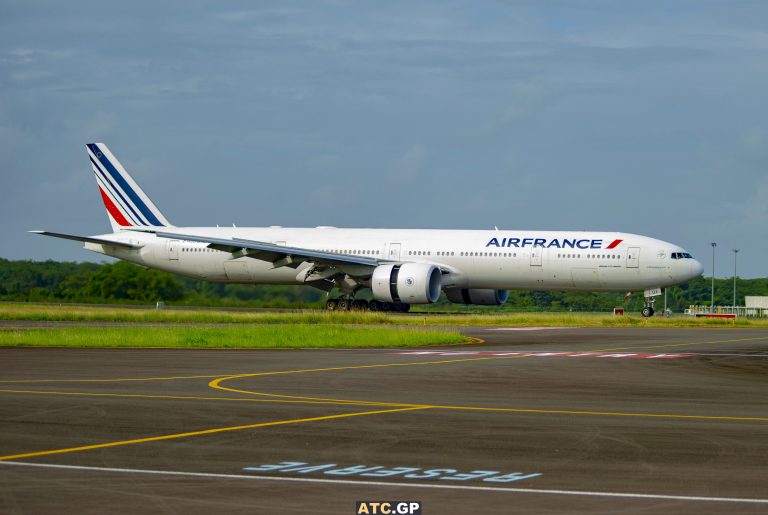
(371, 263, 442, 304)
(444, 288, 509, 306)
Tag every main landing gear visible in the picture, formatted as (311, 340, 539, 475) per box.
(325, 298, 411, 312)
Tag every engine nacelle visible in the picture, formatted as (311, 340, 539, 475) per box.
(444, 288, 509, 306)
(371, 263, 442, 304)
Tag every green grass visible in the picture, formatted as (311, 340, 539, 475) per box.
(1, 303, 767, 327)
(0, 325, 466, 349)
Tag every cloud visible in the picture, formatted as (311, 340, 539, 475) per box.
(389, 144, 429, 180)
(1, 1, 767, 276)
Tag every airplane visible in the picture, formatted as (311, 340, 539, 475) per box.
(32, 143, 704, 316)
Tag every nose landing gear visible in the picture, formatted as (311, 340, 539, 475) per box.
(640, 287, 663, 318)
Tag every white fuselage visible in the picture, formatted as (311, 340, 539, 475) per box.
(87, 227, 703, 293)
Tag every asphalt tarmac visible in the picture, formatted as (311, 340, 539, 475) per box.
(1, 327, 767, 514)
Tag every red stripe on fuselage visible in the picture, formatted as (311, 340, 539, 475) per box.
(606, 239, 623, 249)
(98, 186, 132, 227)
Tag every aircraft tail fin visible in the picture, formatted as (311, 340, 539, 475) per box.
(85, 143, 172, 232)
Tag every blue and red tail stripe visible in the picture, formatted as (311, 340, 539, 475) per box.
(98, 186, 132, 227)
(89, 154, 145, 226)
(86, 143, 171, 230)
(86, 144, 165, 226)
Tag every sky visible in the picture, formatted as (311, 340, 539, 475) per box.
(1, 1, 766, 278)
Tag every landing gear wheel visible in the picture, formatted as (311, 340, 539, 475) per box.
(640, 288, 661, 319)
(351, 299, 369, 311)
(400, 303, 411, 313)
(326, 299, 338, 311)
(380, 302, 392, 312)
(336, 298, 351, 311)
(368, 300, 380, 312)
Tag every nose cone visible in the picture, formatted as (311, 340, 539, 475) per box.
(690, 259, 704, 279)
(670, 257, 704, 284)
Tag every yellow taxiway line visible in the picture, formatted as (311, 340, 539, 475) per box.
(0, 388, 390, 406)
(1, 332, 766, 462)
(204, 334, 768, 405)
(594, 335, 768, 352)
(2, 334, 764, 385)
(1, 386, 764, 422)
(0, 406, 427, 462)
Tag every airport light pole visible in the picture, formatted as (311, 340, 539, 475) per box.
(710, 242, 717, 313)
(733, 249, 739, 308)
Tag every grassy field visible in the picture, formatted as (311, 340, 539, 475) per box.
(1, 303, 767, 328)
(0, 325, 466, 349)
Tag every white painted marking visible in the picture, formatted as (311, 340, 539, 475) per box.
(392, 351, 694, 360)
(2, 461, 767, 505)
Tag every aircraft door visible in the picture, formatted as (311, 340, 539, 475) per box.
(388, 243, 401, 261)
(627, 247, 640, 268)
(530, 246, 542, 266)
(167, 240, 179, 261)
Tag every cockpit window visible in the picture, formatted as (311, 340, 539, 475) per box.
(671, 252, 694, 259)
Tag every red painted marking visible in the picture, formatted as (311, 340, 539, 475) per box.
(99, 186, 132, 227)
(606, 239, 623, 249)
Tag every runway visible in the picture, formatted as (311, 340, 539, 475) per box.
(1, 327, 767, 514)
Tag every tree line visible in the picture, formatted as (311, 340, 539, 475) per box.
(1, 258, 765, 311)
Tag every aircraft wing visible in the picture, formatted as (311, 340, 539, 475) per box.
(30, 231, 143, 250)
(154, 231, 382, 269)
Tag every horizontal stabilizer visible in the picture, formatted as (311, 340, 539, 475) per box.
(29, 231, 143, 250)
